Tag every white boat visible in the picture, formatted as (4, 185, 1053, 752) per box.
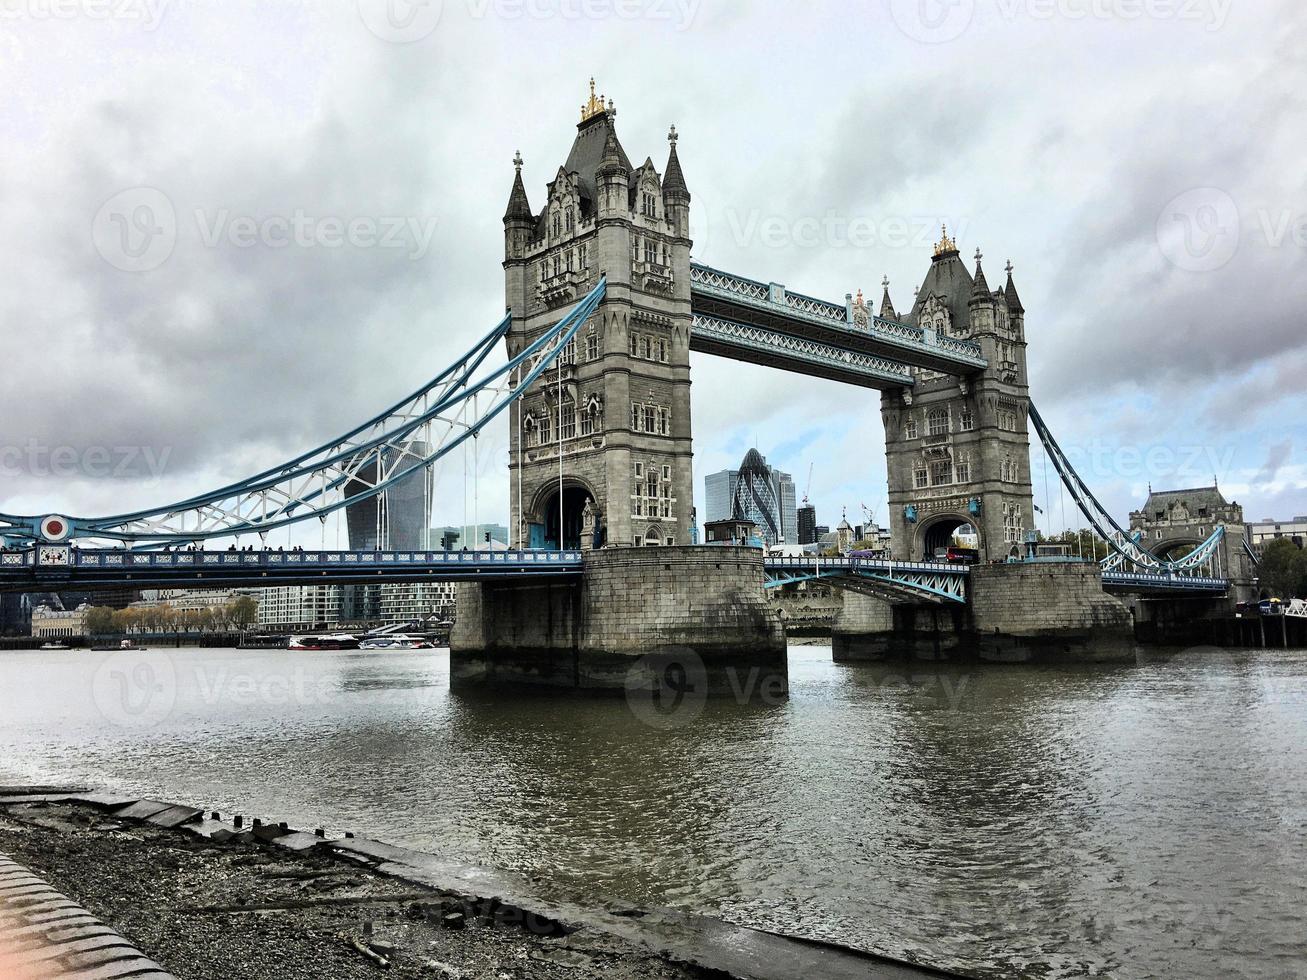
(288, 633, 360, 651)
(358, 634, 434, 651)
(39, 642, 70, 651)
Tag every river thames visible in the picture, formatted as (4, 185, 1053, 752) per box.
(1, 644, 1303, 979)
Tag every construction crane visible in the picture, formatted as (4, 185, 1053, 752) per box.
(802, 462, 814, 506)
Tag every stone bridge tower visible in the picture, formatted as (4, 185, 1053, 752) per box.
(1129, 485, 1255, 582)
(503, 82, 694, 550)
(879, 229, 1035, 561)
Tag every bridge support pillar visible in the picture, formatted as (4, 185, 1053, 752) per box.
(832, 562, 1134, 663)
(451, 546, 787, 695)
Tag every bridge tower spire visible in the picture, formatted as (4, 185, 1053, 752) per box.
(505, 83, 695, 551)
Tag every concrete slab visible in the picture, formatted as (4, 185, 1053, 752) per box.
(110, 799, 176, 821)
(144, 805, 204, 829)
(270, 831, 328, 852)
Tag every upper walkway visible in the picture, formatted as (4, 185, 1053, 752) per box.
(689, 263, 988, 385)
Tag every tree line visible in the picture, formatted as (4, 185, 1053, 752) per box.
(1257, 540, 1307, 601)
(84, 596, 259, 635)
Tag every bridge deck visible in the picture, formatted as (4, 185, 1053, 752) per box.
(690, 263, 987, 380)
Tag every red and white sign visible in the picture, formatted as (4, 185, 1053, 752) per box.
(40, 516, 71, 541)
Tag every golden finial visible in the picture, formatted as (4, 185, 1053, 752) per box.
(581, 78, 608, 122)
(933, 223, 958, 257)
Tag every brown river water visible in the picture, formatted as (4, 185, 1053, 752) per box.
(1, 644, 1304, 978)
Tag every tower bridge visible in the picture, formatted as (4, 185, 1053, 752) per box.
(0, 82, 1254, 685)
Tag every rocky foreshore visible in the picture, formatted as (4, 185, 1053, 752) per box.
(0, 788, 961, 980)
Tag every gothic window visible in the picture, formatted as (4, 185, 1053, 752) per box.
(657, 339, 667, 362)
(644, 239, 655, 263)
(580, 408, 594, 437)
(955, 456, 971, 483)
(904, 416, 919, 440)
(565, 207, 574, 232)
(634, 494, 643, 517)
(643, 405, 656, 432)
(960, 408, 974, 431)
(552, 254, 560, 277)
(661, 465, 671, 480)
(586, 331, 598, 361)
(579, 244, 588, 268)
(647, 474, 658, 499)
(552, 212, 561, 238)
(928, 409, 950, 436)
(634, 462, 643, 478)
(658, 407, 669, 435)
(629, 333, 638, 355)
(566, 249, 574, 272)
(631, 403, 641, 430)
(559, 339, 575, 366)
(930, 460, 952, 486)
(640, 336, 651, 359)
(913, 462, 928, 489)
(559, 399, 576, 440)
(538, 414, 550, 445)
(642, 192, 657, 218)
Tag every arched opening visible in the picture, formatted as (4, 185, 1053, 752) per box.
(921, 517, 977, 560)
(539, 486, 593, 550)
(643, 526, 662, 547)
(1153, 539, 1200, 562)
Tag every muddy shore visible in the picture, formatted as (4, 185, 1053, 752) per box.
(0, 801, 698, 980)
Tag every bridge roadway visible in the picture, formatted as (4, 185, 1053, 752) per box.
(688, 263, 988, 386)
(0, 547, 1230, 600)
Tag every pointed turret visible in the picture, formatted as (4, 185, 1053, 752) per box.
(503, 150, 533, 224)
(596, 125, 628, 178)
(663, 125, 690, 202)
(970, 248, 991, 298)
(879, 275, 897, 319)
(1004, 260, 1025, 314)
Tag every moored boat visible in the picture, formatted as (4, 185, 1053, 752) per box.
(288, 633, 360, 651)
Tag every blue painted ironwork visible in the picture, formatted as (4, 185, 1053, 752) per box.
(0, 280, 606, 545)
(690, 313, 914, 388)
(690, 262, 986, 375)
(763, 555, 969, 604)
(1028, 401, 1227, 576)
(1101, 571, 1230, 593)
(0, 546, 583, 591)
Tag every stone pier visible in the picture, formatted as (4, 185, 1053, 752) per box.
(451, 546, 787, 694)
(833, 561, 1134, 663)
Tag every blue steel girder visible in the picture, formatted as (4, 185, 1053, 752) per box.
(764, 556, 968, 604)
(690, 313, 913, 389)
(689, 263, 987, 377)
(1101, 571, 1230, 595)
(0, 280, 607, 545)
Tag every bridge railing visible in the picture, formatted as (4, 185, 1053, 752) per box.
(763, 555, 970, 575)
(1100, 570, 1230, 591)
(19, 548, 584, 570)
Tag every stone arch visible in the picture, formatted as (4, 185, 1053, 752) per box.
(529, 476, 599, 550)
(1152, 537, 1204, 564)
(914, 513, 984, 561)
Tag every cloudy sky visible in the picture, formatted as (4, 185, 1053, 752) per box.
(1, 0, 1304, 544)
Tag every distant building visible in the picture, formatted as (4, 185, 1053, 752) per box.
(704, 450, 798, 546)
(1249, 517, 1307, 551)
(31, 604, 91, 639)
(377, 582, 457, 625)
(836, 513, 854, 554)
(798, 504, 817, 545)
(345, 441, 432, 551)
(258, 585, 346, 631)
(134, 588, 257, 614)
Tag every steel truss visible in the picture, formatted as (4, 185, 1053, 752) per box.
(764, 556, 968, 604)
(1, 280, 606, 544)
(1028, 401, 1227, 576)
